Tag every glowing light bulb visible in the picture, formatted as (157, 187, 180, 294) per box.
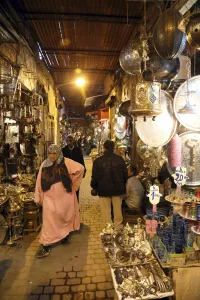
(75, 78, 85, 87)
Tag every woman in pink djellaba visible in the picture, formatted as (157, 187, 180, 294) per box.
(34, 144, 84, 258)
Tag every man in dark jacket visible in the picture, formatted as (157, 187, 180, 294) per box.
(91, 140, 128, 227)
(62, 135, 86, 201)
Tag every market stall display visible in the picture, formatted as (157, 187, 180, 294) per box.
(137, 139, 167, 178)
(0, 177, 38, 245)
(100, 221, 174, 300)
(112, 261, 173, 300)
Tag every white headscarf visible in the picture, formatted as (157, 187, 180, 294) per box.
(43, 144, 63, 168)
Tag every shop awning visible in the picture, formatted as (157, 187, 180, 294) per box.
(84, 94, 108, 111)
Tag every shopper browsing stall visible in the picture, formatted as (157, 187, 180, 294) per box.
(34, 144, 84, 258)
(122, 164, 144, 212)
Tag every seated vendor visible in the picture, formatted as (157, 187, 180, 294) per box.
(122, 164, 144, 212)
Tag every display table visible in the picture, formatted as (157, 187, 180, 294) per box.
(151, 235, 200, 300)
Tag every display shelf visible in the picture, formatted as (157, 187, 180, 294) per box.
(152, 244, 200, 269)
(165, 197, 185, 205)
(165, 193, 196, 205)
(191, 226, 200, 235)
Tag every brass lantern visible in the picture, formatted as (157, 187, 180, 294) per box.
(153, 8, 186, 60)
(130, 80, 162, 118)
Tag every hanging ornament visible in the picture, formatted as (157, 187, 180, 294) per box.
(140, 37, 149, 70)
(119, 41, 141, 75)
(153, 8, 186, 60)
(139, 0, 150, 70)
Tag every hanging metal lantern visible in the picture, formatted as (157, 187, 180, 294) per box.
(186, 13, 200, 50)
(119, 41, 141, 75)
(153, 8, 186, 60)
(142, 51, 180, 81)
(129, 79, 162, 118)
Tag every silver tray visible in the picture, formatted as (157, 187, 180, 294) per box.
(174, 75, 200, 131)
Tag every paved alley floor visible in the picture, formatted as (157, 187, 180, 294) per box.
(0, 158, 115, 300)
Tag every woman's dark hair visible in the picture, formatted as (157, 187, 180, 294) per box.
(104, 140, 115, 152)
(128, 164, 138, 176)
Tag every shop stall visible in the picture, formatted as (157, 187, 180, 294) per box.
(101, 221, 174, 300)
(0, 55, 56, 245)
(103, 6, 200, 299)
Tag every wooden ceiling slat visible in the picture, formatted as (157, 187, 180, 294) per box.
(30, 20, 137, 51)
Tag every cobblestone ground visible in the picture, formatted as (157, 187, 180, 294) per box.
(0, 158, 115, 300)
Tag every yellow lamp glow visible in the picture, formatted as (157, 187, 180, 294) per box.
(75, 78, 85, 87)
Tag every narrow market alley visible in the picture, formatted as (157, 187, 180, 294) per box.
(0, 158, 115, 300)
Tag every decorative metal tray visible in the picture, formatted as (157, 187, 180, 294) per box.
(174, 75, 200, 131)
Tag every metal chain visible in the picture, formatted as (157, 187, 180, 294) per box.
(186, 54, 191, 101)
(141, 0, 149, 70)
(144, 0, 147, 36)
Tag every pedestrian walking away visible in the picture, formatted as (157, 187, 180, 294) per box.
(62, 134, 86, 201)
(91, 140, 128, 228)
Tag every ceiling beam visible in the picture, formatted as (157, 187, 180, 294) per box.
(23, 12, 141, 24)
(58, 84, 104, 89)
(44, 49, 120, 56)
(51, 67, 112, 73)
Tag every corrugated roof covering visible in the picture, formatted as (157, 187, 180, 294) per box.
(8, 0, 159, 116)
